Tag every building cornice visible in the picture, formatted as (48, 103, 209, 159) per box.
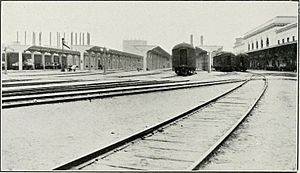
(244, 40, 297, 53)
(243, 23, 288, 39)
(276, 23, 297, 33)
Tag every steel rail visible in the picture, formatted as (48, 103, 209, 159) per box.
(2, 80, 170, 97)
(2, 79, 245, 109)
(53, 78, 251, 170)
(2, 79, 233, 97)
(188, 75, 268, 170)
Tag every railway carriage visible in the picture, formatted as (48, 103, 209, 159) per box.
(172, 43, 196, 76)
(235, 53, 249, 71)
(213, 52, 249, 72)
(213, 52, 236, 72)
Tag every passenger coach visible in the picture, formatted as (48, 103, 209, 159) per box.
(172, 43, 196, 76)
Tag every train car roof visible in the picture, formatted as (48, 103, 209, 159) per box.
(215, 51, 235, 57)
(236, 53, 249, 57)
(172, 43, 194, 50)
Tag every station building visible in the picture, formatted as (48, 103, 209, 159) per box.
(2, 32, 143, 71)
(122, 40, 171, 71)
(233, 16, 297, 71)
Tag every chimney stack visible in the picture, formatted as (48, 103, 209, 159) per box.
(190, 34, 193, 46)
(79, 32, 82, 45)
(39, 32, 42, 46)
(49, 32, 52, 46)
(24, 31, 27, 45)
(200, 35, 203, 46)
(75, 33, 78, 45)
(82, 33, 85, 45)
(71, 32, 73, 45)
(87, 32, 90, 45)
(32, 32, 36, 45)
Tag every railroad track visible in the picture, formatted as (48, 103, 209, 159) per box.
(2, 79, 245, 109)
(2, 80, 175, 97)
(2, 79, 83, 88)
(53, 74, 267, 170)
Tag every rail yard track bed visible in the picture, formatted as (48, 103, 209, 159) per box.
(54, 76, 267, 170)
(2, 79, 245, 109)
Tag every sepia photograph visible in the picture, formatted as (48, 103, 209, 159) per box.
(1, 1, 298, 171)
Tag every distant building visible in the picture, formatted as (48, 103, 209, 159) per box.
(123, 40, 171, 70)
(197, 45, 223, 66)
(2, 33, 144, 72)
(233, 16, 297, 71)
(233, 38, 245, 54)
(233, 16, 297, 54)
(194, 47, 209, 71)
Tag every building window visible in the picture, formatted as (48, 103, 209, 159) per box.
(251, 43, 254, 50)
(293, 36, 295, 41)
(287, 37, 290, 42)
(266, 37, 269, 47)
(261, 40, 263, 48)
(282, 39, 284, 44)
(248, 43, 250, 51)
(256, 41, 258, 49)
(278, 40, 280, 44)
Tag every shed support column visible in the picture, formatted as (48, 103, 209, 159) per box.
(31, 52, 35, 70)
(95, 55, 97, 70)
(103, 54, 107, 75)
(50, 53, 55, 69)
(41, 52, 45, 70)
(118, 57, 121, 70)
(18, 51, 23, 70)
(80, 51, 84, 70)
(88, 53, 91, 70)
(208, 52, 212, 73)
(59, 54, 62, 69)
(143, 55, 147, 71)
(51, 53, 55, 64)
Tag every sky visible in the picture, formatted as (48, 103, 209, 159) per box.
(1, 1, 298, 53)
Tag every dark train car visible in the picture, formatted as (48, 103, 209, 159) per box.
(213, 52, 236, 72)
(172, 43, 196, 76)
(235, 53, 250, 71)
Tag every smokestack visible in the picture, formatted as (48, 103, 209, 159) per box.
(39, 32, 42, 46)
(24, 31, 27, 45)
(32, 32, 36, 45)
(49, 32, 51, 46)
(200, 35, 203, 46)
(75, 33, 78, 45)
(56, 32, 58, 47)
(87, 32, 90, 45)
(190, 34, 193, 46)
(71, 32, 73, 45)
(82, 33, 85, 45)
(57, 32, 60, 47)
(58, 32, 61, 47)
(79, 32, 82, 45)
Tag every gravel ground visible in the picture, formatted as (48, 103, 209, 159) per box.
(2, 80, 242, 170)
(2, 70, 296, 170)
(201, 76, 297, 170)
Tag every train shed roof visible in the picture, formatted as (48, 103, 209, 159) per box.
(26, 46, 80, 55)
(87, 46, 143, 58)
